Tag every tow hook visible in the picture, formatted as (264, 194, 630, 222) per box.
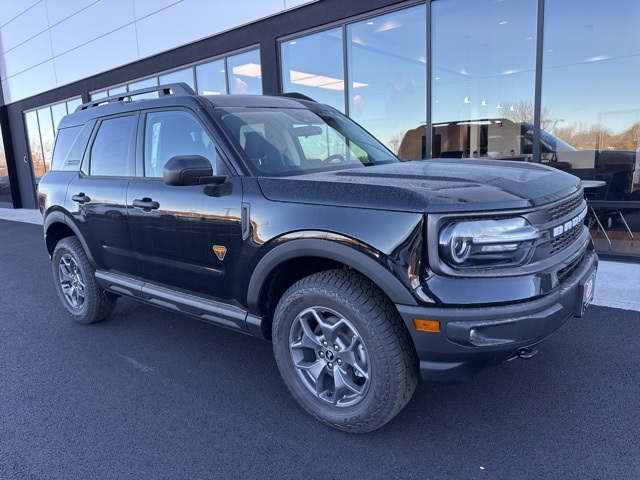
(508, 347, 539, 361)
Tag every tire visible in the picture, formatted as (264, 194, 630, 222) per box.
(51, 236, 117, 324)
(272, 269, 418, 433)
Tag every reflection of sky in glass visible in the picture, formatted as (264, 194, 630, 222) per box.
(227, 50, 262, 95)
(543, 0, 640, 136)
(159, 68, 195, 90)
(51, 103, 67, 132)
(281, 28, 345, 112)
(67, 98, 82, 114)
(196, 59, 226, 95)
(347, 5, 427, 157)
(432, 0, 537, 124)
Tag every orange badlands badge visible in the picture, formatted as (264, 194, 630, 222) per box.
(213, 245, 227, 261)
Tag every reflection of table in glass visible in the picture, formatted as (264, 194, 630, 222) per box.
(581, 180, 635, 246)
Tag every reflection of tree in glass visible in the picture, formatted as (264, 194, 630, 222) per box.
(500, 99, 552, 127)
(30, 139, 46, 177)
(387, 133, 405, 156)
(554, 122, 640, 152)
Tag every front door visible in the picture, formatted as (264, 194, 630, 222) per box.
(127, 109, 243, 301)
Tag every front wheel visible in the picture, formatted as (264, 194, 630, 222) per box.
(272, 270, 418, 433)
(52, 236, 117, 324)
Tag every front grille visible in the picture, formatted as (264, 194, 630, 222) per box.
(548, 193, 583, 221)
(556, 250, 585, 285)
(549, 223, 583, 255)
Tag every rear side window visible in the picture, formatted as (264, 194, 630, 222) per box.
(89, 116, 135, 177)
(51, 122, 94, 171)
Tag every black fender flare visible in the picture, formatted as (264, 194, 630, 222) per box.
(246, 237, 418, 314)
(43, 210, 95, 264)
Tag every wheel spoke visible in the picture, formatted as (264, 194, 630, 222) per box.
(334, 366, 365, 397)
(291, 315, 323, 350)
(59, 262, 73, 283)
(297, 359, 327, 386)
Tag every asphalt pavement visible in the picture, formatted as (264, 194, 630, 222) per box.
(1, 219, 639, 480)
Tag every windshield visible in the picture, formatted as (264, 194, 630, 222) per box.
(211, 107, 398, 176)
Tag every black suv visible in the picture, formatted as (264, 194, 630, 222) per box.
(38, 83, 597, 433)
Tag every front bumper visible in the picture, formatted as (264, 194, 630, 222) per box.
(396, 249, 598, 383)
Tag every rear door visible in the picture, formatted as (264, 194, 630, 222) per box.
(66, 113, 138, 275)
(126, 108, 244, 301)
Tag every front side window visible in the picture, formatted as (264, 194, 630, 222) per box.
(89, 116, 135, 177)
(144, 111, 218, 178)
(214, 107, 397, 176)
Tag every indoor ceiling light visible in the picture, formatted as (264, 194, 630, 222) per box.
(232, 63, 262, 78)
(464, 94, 471, 104)
(289, 70, 368, 90)
(481, 98, 487, 107)
(496, 102, 503, 109)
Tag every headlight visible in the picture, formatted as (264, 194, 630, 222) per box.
(439, 217, 541, 269)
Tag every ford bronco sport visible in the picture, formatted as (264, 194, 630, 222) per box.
(38, 83, 598, 432)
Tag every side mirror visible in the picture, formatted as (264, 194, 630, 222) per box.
(163, 155, 226, 186)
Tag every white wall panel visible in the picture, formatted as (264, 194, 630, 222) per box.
(54, 24, 138, 85)
(49, 0, 135, 56)
(135, 0, 283, 58)
(2, 61, 57, 104)
(285, 0, 316, 9)
(1, 31, 52, 78)
(45, 0, 99, 27)
(0, 0, 321, 102)
(0, 1, 49, 52)
(132, 0, 181, 20)
(0, 0, 41, 27)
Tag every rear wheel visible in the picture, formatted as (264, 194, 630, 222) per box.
(52, 236, 116, 324)
(272, 270, 418, 433)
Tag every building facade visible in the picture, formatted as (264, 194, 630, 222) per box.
(1, 0, 639, 261)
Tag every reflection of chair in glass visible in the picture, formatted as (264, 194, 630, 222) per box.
(440, 151, 463, 158)
(545, 161, 572, 172)
(243, 131, 288, 174)
(584, 180, 635, 246)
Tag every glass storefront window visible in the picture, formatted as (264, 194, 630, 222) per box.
(542, 0, 640, 257)
(347, 5, 427, 159)
(37, 107, 55, 172)
(90, 91, 107, 101)
(432, 0, 537, 161)
(51, 103, 67, 132)
(108, 85, 127, 96)
(67, 98, 82, 114)
(126, 77, 159, 100)
(159, 68, 195, 90)
(25, 110, 45, 182)
(227, 50, 262, 95)
(196, 59, 227, 95)
(281, 28, 346, 112)
(0, 126, 11, 204)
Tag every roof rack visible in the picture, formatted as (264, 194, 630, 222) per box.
(272, 92, 317, 102)
(76, 82, 196, 111)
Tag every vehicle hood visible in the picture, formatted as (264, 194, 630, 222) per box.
(257, 159, 582, 213)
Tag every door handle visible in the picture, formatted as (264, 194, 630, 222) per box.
(72, 193, 91, 204)
(132, 198, 160, 211)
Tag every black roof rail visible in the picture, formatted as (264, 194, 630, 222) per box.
(76, 82, 196, 111)
(271, 92, 317, 102)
